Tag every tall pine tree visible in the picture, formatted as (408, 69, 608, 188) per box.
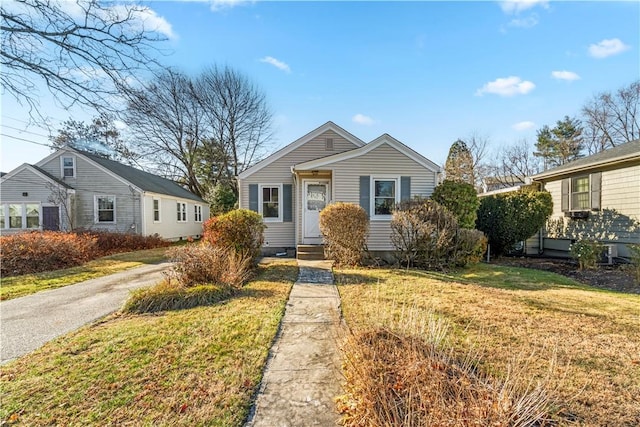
(534, 116, 584, 169)
(444, 139, 475, 185)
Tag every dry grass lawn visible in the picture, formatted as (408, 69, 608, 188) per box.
(336, 264, 640, 426)
(0, 261, 297, 426)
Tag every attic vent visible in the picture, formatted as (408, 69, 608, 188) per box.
(325, 138, 334, 151)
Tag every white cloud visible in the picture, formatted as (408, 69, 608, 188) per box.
(352, 114, 374, 126)
(210, 0, 249, 12)
(507, 14, 538, 28)
(512, 121, 535, 131)
(588, 38, 630, 59)
(500, 0, 549, 15)
(476, 76, 535, 97)
(551, 70, 581, 81)
(260, 56, 291, 73)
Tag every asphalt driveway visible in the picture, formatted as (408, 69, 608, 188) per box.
(1, 262, 170, 364)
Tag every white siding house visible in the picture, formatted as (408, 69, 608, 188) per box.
(237, 121, 441, 257)
(0, 148, 209, 240)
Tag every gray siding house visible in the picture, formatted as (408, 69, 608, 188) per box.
(530, 139, 640, 259)
(0, 147, 209, 240)
(237, 121, 441, 256)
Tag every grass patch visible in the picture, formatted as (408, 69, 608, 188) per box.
(123, 281, 234, 314)
(0, 246, 171, 301)
(336, 264, 640, 426)
(0, 261, 298, 426)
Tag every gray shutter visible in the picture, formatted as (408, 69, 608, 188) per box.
(400, 176, 411, 201)
(590, 172, 601, 211)
(249, 184, 259, 212)
(283, 184, 292, 222)
(359, 176, 370, 217)
(561, 178, 570, 212)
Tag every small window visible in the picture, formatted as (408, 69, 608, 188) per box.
(95, 195, 116, 223)
(177, 202, 187, 222)
(325, 138, 334, 151)
(61, 156, 76, 178)
(373, 179, 397, 216)
(0, 205, 4, 229)
(153, 199, 160, 222)
(194, 205, 203, 222)
(25, 204, 40, 228)
(261, 185, 281, 220)
(571, 176, 590, 210)
(9, 204, 22, 228)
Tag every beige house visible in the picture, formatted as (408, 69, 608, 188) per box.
(530, 139, 640, 259)
(0, 147, 209, 240)
(237, 121, 441, 257)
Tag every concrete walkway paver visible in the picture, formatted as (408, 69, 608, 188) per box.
(1, 262, 170, 364)
(246, 260, 343, 427)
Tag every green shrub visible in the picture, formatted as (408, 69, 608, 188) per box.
(319, 202, 369, 266)
(476, 191, 553, 256)
(570, 240, 605, 270)
(166, 243, 252, 288)
(202, 209, 265, 263)
(122, 280, 231, 313)
(209, 183, 237, 216)
(431, 180, 479, 229)
(629, 244, 640, 284)
(390, 199, 486, 269)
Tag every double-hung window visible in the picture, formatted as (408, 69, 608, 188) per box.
(561, 172, 601, 212)
(2, 203, 41, 229)
(177, 202, 187, 222)
(153, 199, 161, 222)
(194, 205, 203, 222)
(95, 195, 116, 223)
(571, 176, 590, 210)
(372, 177, 399, 217)
(260, 185, 281, 221)
(61, 156, 76, 178)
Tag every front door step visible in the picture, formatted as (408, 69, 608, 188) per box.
(296, 245, 325, 261)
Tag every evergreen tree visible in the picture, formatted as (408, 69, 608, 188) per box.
(534, 116, 584, 169)
(444, 139, 475, 185)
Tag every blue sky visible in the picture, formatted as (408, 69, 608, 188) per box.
(2, 0, 639, 172)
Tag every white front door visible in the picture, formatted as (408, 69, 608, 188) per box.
(303, 180, 330, 242)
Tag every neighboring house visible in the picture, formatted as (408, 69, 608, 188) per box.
(0, 147, 209, 240)
(237, 121, 441, 257)
(480, 175, 525, 194)
(530, 139, 640, 259)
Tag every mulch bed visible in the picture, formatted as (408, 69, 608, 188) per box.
(494, 257, 640, 294)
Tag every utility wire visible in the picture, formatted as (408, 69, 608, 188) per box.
(1, 133, 53, 147)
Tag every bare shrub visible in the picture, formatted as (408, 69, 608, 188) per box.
(337, 307, 556, 427)
(391, 199, 485, 269)
(319, 203, 369, 266)
(165, 243, 252, 289)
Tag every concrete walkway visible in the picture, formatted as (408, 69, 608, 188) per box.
(246, 260, 344, 427)
(1, 262, 170, 364)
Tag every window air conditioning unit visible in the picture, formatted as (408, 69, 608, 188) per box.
(566, 210, 589, 219)
(600, 244, 618, 265)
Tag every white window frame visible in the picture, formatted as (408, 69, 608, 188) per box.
(153, 198, 161, 222)
(1, 202, 42, 229)
(177, 201, 187, 222)
(370, 176, 400, 220)
(94, 195, 116, 224)
(194, 204, 203, 222)
(259, 184, 283, 222)
(60, 155, 76, 179)
(570, 175, 590, 211)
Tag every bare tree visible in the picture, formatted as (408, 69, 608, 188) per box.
(1, 0, 168, 119)
(582, 80, 640, 153)
(124, 68, 208, 197)
(488, 139, 541, 189)
(465, 131, 490, 188)
(195, 65, 273, 192)
(46, 182, 75, 230)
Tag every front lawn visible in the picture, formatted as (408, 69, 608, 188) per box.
(0, 246, 171, 301)
(0, 261, 297, 426)
(337, 264, 640, 426)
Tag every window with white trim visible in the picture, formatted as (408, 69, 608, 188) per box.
(571, 176, 589, 210)
(372, 177, 399, 217)
(260, 185, 282, 221)
(194, 205, 203, 222)
(2, 203, 41, 229)
(61, 156, 76, 178)
(177, 202, 187, 222)
(95, 195, 116, 223)
(153, 198, 161, 222)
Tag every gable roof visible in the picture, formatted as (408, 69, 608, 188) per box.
(293, 133, 442, 173)
(237, 121, 366, 179)
(531, 139, 640, 180)
(1, 163, 74, 190)
(77, 151, 205, 202)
